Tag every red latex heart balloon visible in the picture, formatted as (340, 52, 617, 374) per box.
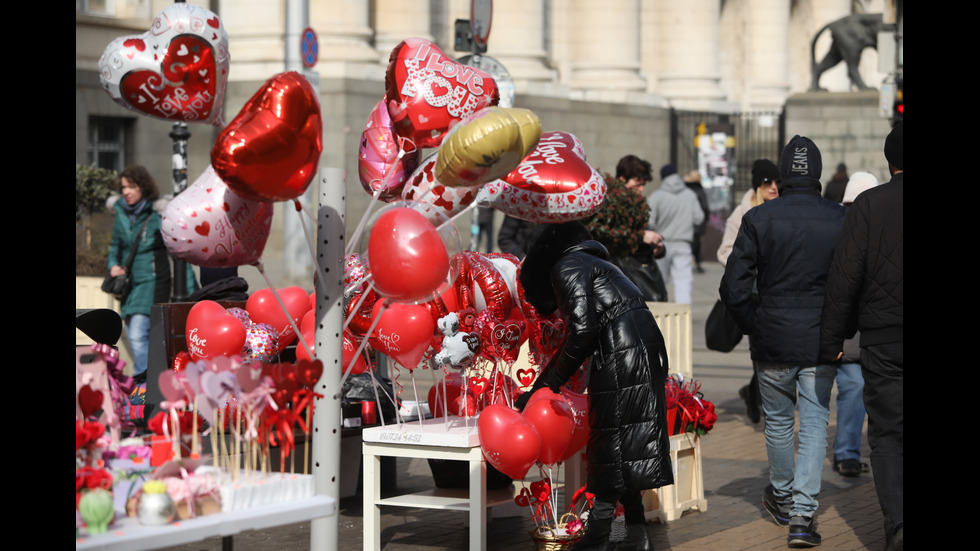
(367, 205, 450, 302)
(385, 38, 500, 149)
(212, 71, 323, 202)
(98, 3, 228, 126)
(428, 372, 471, 417)
(368, 300, 436, 370)
(185, 300, 247, 361)
(341, 330, 368, 375)
(559, 389, 590, 462)
(246, 286, 312, 352)
(523, 391, 576, 466)
(478, 404, 541, 480)
(478, 131, 607, 223)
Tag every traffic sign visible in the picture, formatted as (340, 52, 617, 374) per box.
(301, 27, 318, 69)
(471, 0, 492, 50)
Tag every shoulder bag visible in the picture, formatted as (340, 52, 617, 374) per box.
(705, 298, 743, 352)
(102, 215, 151, 301)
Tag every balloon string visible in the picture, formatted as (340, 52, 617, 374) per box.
(346, 188, 384, 257)
(426, 358, 446, 430)
(294, 199, 327, 291)
(345, 273, 374, 298)
(411, 371, 423, 428)
(337, 297, 386, 394)
(254, 262, 314, 360)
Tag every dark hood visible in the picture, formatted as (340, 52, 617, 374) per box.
(518, 222, 606, 315)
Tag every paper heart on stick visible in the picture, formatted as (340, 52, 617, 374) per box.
(385, 38, 500, 149)
(212, 71, 323, 202)
(158, 370, 187, 404)
(161, 165, 274, 268)
(478, 131, 607, 223)
(516, 368, 536, 387)
(98, 3, 228, 126)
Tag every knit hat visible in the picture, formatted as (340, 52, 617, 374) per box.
(778, 135, 822, 182)
(884, 122, 903, 170)
(842, 171, 880, 204)
(751, 159, 780, 190)
(660, 164, 677, 179)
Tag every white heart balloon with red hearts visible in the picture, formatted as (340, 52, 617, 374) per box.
(98, 2, 229, 126)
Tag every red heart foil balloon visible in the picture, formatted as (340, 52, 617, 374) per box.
(212, 71, 323, 202)
(161, 165, 274, 268)
(385, 38, 499, 149)
(359, 99, 420, 201)
(98, 3, 228, 126)
(246, 286, 312, 352)
(341, 330, 369, 375)
(185, 300, 247, 361)
(478, 131, 607, 223)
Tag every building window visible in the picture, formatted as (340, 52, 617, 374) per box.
(89, 116, 132, 172)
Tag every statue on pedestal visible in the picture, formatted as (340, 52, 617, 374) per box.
(810, 14, 884, 91)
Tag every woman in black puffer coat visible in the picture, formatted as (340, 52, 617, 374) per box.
(517, 221, 672, 551)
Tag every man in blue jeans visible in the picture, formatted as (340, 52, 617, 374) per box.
(721, 136, 847, 548)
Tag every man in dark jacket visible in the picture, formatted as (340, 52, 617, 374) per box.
(819, 123, 903, 551)
(518, 221, 671, 551)
(720, 136, 847, 548)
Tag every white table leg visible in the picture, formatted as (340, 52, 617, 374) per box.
(469, 447, 487, 551)
(363, 444, 381, 551)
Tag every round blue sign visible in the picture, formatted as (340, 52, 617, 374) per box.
(301, 28, 318, 68)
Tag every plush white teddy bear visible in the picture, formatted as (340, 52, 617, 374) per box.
(433, 312, 480, 368)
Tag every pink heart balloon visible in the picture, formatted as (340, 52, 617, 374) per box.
(478, 131, 607, 222)
(359, 99, 419, 201)
(98, 3, 228, 126)
(161, 165, 274, 268)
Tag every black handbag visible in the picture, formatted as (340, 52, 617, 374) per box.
(102, 215, 151, 301)
(705, 299, 743, 352)
(612, 254, 668, 302)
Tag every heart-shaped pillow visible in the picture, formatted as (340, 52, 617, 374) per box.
(98, 3, 228, 126)
(385, 38, 499, 149)
(477, 131, 607, 222)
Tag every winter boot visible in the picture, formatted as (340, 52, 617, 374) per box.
(571, 501, 615, 551)
(616, 523, 653, 551)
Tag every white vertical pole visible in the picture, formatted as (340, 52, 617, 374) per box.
(310, 168, 345, 550)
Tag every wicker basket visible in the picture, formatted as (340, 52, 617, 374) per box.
(529, 513, 584, 551)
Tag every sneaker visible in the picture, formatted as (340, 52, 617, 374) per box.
(787, 517, 821, 548)
(763, 485, 791, 526)
(833, 459, 868, 477)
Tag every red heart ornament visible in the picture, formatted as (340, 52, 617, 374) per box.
(516, 369, 537, 387)
(212, 71, 323, 202)
(468, 377, 489, 396)
(185, 300, 247, 361)
(98, 3, 228, 126)
(385, 38, 500, 149)
(77, 385, 104, 419)
(478, 131, 607, 223)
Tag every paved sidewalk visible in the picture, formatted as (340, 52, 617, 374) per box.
(160, 262, 887, 550)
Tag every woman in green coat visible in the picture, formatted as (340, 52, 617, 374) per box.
(107, 165, 197, 377)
